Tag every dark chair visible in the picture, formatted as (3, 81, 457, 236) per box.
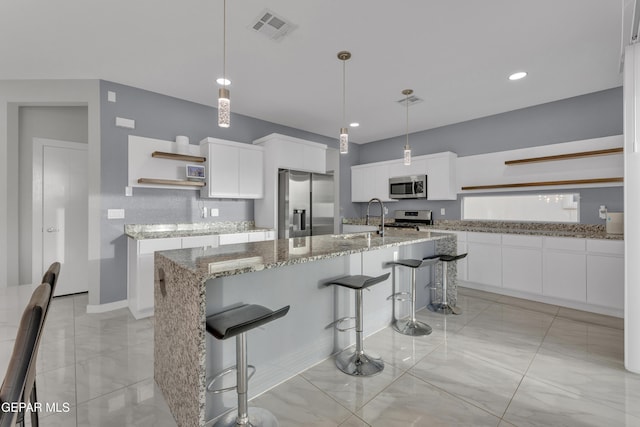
(428, 254, 467, 315)
(0, 283, 51, 427)
(21, 262, 61, 427)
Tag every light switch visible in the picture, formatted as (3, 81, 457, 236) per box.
(440, 208, 446, 215)
(125, 186, 133, 197)
(107, 209, 125, 219)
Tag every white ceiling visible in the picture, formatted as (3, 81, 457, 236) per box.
(0, 0, 624, 143)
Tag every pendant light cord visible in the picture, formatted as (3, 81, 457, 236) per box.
(342, 59, 346, 126)
(222, 0, 226, 82)
(405, 93, 409, 148)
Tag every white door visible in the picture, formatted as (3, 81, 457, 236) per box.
(40, 141, 88, 296)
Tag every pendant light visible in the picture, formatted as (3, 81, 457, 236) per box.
(218, 0, 230, 128)
(402, 89, 412, 165)
(338, 51, 351, 154)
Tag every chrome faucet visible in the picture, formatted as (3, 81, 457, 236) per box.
(366, 198, 386, 237)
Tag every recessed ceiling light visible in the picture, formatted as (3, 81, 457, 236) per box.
(350, 122, 360, 127)
(508, 71, 527, 81)
(216, 78, 231, 86)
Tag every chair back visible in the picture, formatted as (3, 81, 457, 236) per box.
(0, 283, 51, 427)
(41, 262, 61, 299)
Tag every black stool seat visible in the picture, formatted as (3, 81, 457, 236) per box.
(439, 253, 468, 263)
(206, 304, 290, 340)
(390, 257, 440, 269)
(328, 273, 390, 290)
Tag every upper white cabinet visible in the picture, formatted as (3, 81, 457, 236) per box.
(351, 151, 457, 202)
(351, 163, 394, 202)
(254, 133, 326, 173)
(200, 138, 264, 199)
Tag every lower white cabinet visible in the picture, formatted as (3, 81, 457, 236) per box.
(502, 235, 543, 295)
(466, 232, 502, 287)
(542, 237, 587, 302)
(128, 230, 275, 319)
(586, 239, 624, 309)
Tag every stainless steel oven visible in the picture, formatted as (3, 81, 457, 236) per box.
(389, 175, 427, 199)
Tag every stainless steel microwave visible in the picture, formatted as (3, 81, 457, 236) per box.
(389, 175, 427, 199)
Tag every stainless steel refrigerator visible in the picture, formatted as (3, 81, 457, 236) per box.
(278, 169, 335, 238)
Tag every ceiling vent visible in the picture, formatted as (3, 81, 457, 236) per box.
(396, 95, 423, 106)
(250, 9, 297, 41)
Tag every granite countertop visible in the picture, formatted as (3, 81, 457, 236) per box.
(155, 229, 454, 282)
(343, 219, 623, 240)
(125, 221, 272, 240)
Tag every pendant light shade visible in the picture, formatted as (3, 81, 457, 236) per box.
(218, 88, 230, 128)
(338, 51, 351, 154)
(402, 89, 412, 166)
(218, 0, 230, 128)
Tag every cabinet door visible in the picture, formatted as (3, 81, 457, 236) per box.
(238, 147, 263, 198)
(543, 250, 586, 302)
(587, 254, 624, 309)
(208, 143, 239, 197)
(351, 167, 368, 202)
(502, 246, 543, 294)
(467, 242, 502, 286)
(426, 154, 456, 200)
(247, 231, 267, 242)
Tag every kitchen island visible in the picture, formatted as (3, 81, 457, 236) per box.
(153, 230, 456, 426)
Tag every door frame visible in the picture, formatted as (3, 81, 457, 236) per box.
(31, 137, 88, 285)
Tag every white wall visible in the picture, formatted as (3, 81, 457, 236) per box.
(0, 80, 100, 307)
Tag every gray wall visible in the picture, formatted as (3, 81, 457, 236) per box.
(354, 87, 623, 223)
(99, 80, 354, 304)
(18, 106, 88, 285)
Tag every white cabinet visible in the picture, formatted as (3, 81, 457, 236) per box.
(543, 237, 586, 302)
(200, 138, 264, 199)
(218, 230, 275, 245)
(128, 237, 183, 319)
(502, 235, 543, 294)
(586, 239, 624, 309)
(466, 232, 502, 287)
(351, 163, 394, 202)
(253, 133, 327, 173)
(350, 151, 457, 202)
(181, 235, 220, 249)
(426, 152, 457, 200)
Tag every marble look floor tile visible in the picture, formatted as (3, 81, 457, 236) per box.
(36, 335, 76, 373)
(35, 363, 77, 410)
(541, 317, 624, 365)
(495, 295, 560, 316)
(361, 326, 443, 371)
(410, 345, 524, 417)
(503, 376, 640, 427)
(357, 373, 500, 426)
(445, 330, 540, 375)
(75, 378, 177, 427)
(526, 347, 640, 419)
(24, 409, 78, 427)
(338, 414, 371, 427)
(251, 375, 352, 426)
(415, 306, 484, 334)
(557, 306, 624, 329)
(301, 357, 403, 412)
(75, 341, 154, 403)
(471, 303, 555, 341)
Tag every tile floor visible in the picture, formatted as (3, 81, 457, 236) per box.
(1, 285, 637, 426)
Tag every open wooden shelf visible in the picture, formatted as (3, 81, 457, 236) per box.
(504, 147, 622, 165)
(461, 177, 623, 191)
(151, 151, 206, 163)
(137, 178, 206, 187)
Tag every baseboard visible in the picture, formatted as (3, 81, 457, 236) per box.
(86, 299, 128, 314)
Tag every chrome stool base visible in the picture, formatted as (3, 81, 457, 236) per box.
(335, 348, 384, 377)
(213, 407, 279, 427)
(428, 302, 462, 315)
(393, 318, 432, 336)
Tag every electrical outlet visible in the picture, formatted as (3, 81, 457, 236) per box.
(107, 91, 116, 102)
(393, 251, 398, 261)
(211, 208, 219, 217)
(440, 208, 446, 215)
(107, 209, 125, 219)
(202, 207, 208, 218)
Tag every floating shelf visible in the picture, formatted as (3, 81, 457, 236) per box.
(461, 177, 623, 191)
(137, 178, 206, 187)
(151, 151, 206, 163)
(504, 147, 623, 165)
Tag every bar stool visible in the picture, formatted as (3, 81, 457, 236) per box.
(428, 253, 467, 315)
(328, 273, 390, 376)
(206, 304, 290, 427)
(387, 257, 438, 336)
